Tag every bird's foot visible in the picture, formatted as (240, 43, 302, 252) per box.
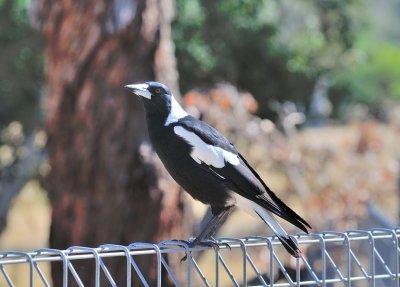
(178, 238, 219, 262)
(172, 237, 232, 262)
(197, 239, 220, 250)
(197, 237, 232, 252)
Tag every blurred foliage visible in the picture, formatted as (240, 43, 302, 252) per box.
(271, 0, 365, 76)
(0, 0, 43, 132)
(173, 0, 365, 118)
(338, 42, 400, 105)
(173, 0, 310, 118)
(0, 0, 398, 124)
(0, 0, 44, 232)
(173, 0, 400, 118)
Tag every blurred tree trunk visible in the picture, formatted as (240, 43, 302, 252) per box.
(32, 0, 190, 285)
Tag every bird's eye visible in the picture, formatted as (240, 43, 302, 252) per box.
(155, 88, 161, 94)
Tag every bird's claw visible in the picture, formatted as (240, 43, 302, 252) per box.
(198, 239, 220, 250)
(208, 236, 232, 251)
(222, 242, 232, 251)
(179, 238, 220, 262)
(172, 238, 232, 262)
(180, 253, 189, 263)
(165, 239, 193, 262)
(198, 239, 231, 252)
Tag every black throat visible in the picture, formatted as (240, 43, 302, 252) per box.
(142, 98, 170, 128)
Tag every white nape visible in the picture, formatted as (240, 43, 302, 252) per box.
(174, 126, 240, 168)
(164, 97, 188, 126)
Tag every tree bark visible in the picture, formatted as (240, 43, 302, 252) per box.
(32, 0, 189, 285)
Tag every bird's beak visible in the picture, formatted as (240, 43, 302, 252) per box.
(124, 83, 152, 100)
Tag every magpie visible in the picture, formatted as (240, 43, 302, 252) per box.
(125, 81, 311, 257)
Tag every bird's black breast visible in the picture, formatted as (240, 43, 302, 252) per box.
(146, 118, 233, 210)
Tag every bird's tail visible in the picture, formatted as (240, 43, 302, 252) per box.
(254, 206, 301, 258)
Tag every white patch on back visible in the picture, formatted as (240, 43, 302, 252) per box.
(165, 97, 188, 126)
(174, 126, 240, 168)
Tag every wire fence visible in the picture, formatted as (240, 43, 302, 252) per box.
(0, 228, 399, 286)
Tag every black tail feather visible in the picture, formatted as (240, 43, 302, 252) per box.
(238, 154, 312, 233)
(267, 192, 312, 232)
(277, 235, 301, 258)
(255, 194, 310, 233)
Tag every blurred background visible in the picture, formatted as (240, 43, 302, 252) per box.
(0, 0, 399, 285)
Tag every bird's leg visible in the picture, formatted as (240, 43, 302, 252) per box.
(191, 215, 221, 246)
(176, 213, 225, 246)
(191, 207, 232, 246)
(180, 208, 232, 262)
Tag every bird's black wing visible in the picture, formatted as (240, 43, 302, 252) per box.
(175, 116, 311, 232)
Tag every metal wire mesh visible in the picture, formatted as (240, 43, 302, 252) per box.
(0, 228, 399, 286)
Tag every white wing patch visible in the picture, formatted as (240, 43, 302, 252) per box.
(174, 126, 240, 168)
(164, 97, 188, 126)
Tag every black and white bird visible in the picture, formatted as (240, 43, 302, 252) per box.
(125, 81, 311, 257)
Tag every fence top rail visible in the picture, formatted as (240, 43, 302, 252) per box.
(0, 227, 399, 266)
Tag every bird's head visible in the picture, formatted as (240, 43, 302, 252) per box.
(125, 81, 171, 102)
(125, 81, 187, 125)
